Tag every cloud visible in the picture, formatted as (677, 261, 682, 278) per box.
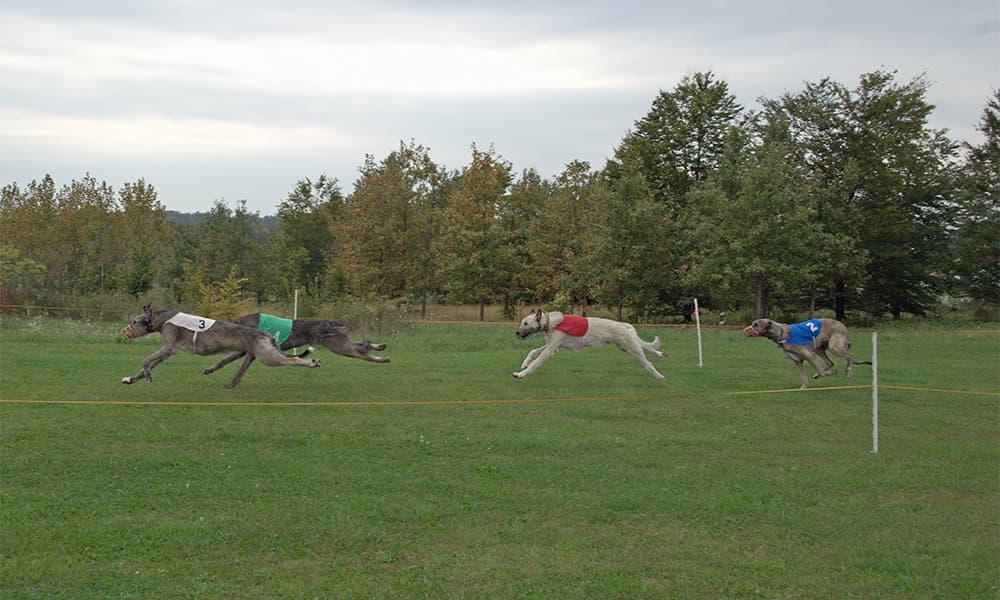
(1, 1, 997, 213)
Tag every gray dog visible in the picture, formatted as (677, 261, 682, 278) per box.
(120, 305, 321, 388)
(744, 317, 871, 388)
(202, 313, 389, 378)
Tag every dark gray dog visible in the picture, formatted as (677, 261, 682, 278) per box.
(743, 318, 871, 389)
(202, 313, 389, 378)
(120, 305, 321, 388)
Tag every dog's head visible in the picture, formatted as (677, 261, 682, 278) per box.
(515, 309, 545, 339)
(121, 304, 156, 340)
(743, 318, 774, 338)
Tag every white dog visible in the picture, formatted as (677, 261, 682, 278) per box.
(513, 309, 666, 380)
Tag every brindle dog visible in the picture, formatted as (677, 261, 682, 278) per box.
(120, 305, 321, 388)
(743, 318, 871, 389)
(202, 313, 389, 379)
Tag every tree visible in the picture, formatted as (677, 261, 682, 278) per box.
(116, 179, 172, 297)
(344, 141, 446, 314)
(592, 167, 671, 320)
(606, 72, 745, 319)
(765, 70, 956, 319)
(434, 145, 514, 321)
(685, 137, 828, 318)
(525, 160, 606, 312)
(274, 175, 344, 302)
(502, 168, 549, 313)
(611, 71, 744, 206)
(0, 243, 46, 303)
(952, 91, 1000, 306)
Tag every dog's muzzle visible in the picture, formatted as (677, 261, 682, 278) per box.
(120, 324, 144, 340)
(743, 325, 761, 337)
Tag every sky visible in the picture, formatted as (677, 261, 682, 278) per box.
(2, 1, 997, 215)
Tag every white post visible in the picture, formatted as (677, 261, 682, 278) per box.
(693, 298, 703, 368)
(871, 332, 878, 454)
(294, 289, 299, 320)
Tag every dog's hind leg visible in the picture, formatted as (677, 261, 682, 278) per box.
(321, 334, 390, 363)
(122, 345, 176, 384)
(814, 348, 837, 376)
(622, 341, 666, 381)
(203, 351, 246, 375)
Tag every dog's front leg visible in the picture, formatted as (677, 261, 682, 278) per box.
(513, 343, 558, 379)
(520, 345, 547, 369)
(122, 346, 175, 384)
(795, 360, 810, 389)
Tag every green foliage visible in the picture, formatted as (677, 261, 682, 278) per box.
(1, 71, 993, 322)
(952, 91, 1000, 306)
(196, 266, 250, 320)
(274, 175, 344, 300)
(0, 243, 46, 300)
(433, 145, 515, 319)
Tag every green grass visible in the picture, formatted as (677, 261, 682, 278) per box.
(1, 319, 997, 598)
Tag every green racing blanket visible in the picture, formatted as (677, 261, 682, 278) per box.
(257, 313, 294, 346)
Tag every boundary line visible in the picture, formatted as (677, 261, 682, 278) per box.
(0, 394, 662, 408)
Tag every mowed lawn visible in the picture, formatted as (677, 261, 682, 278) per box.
(1, 318, 997, 598)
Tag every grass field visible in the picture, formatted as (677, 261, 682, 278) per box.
(1, 317, 997, 598)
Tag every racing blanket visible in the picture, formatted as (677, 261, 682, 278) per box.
(258, 313, 294, 346)
(786, 319, 823, 345)
(166, 312, 216, 333)
(554, 314, 589, 337)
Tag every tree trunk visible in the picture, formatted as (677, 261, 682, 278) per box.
(479, 299, 485, 322)
(755, 279, 770, 319)
(835, 280, 847, 321)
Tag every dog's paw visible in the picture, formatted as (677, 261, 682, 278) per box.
(309, 359, 322, 368)
(512, 372, 524, 379)
(121, 377, 132, 385)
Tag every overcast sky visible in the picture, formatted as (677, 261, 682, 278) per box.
(2, 1, 997, 215)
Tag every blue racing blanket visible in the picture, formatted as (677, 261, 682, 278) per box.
(786, 319, 823, 345)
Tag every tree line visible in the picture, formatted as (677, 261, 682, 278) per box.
(2, 70, 998, 322)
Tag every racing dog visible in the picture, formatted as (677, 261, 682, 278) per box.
(743, 318, 871, 389)
(202, 313, 389, 379)
(120, 305, 321, 388)
(513, 309, 666, 380)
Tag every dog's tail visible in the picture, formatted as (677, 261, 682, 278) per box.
(641, 336, 661, 350)
(852, 359, 872, 366)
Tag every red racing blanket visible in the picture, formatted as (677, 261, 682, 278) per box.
(554, 314, 589, 337)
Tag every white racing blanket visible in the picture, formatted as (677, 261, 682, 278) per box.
(166, 312, 217, 352)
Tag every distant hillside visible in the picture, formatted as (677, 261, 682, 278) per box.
(166, 210, 280, 232)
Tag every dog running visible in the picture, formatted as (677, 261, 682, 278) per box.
(202, 313, 389, 378)
(743, 317, 871, 388)
(120, 305, 321, 388)
(513, 309, 666, 380)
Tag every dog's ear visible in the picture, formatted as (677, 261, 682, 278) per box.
(144, 304, 153, 322)
(534, 309, 542, 323)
